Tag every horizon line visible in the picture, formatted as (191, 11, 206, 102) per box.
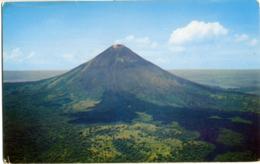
(3, 68, 260, 71)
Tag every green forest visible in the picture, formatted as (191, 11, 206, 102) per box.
(3, 87, 259, 162)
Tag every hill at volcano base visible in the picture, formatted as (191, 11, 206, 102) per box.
(3, 44, 260, 162)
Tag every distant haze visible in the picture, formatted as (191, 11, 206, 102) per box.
(3, 70, 67, 82)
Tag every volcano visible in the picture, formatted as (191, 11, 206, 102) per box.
(3, 44, 260, 163)
(30, 44, 258, 112)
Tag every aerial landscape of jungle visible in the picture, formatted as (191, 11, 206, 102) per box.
(3, 1, 260, 163)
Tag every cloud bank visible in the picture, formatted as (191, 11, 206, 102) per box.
(169, 20, 228, 45)
(115, 35, 158, 48)
(4, 48, 35, 62)
(234, 34, 258, 46)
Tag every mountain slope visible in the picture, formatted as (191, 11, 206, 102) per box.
(13, 44, 259, 112)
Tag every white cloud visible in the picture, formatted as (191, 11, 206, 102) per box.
(234, 34, 249, 42)
(26, 52, 35, 59)
(4, 48, 22, 60)
(169, 20, 228, 45)
(4, 48, 36, 62)
(249, 39, 258, 46)
(234, 34, 258, 46)
(257, 0, 260, 6)
(115, 35, 158, 48)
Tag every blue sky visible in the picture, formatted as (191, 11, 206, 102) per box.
(3, 0, 260, 70)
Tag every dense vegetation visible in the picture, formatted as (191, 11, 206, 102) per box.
(216, 128, 244, 146)
(215, 151, 256, 161)
(3, 83, 259, 162)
